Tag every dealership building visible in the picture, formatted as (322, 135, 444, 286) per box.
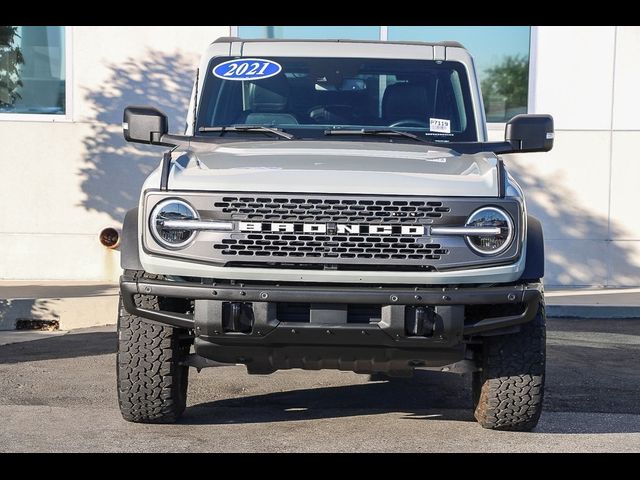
(1, 25, 639, 287)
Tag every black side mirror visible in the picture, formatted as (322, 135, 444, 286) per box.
(123, 106, 168, 145)
(505, 114, 554, 153)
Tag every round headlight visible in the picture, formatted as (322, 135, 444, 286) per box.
(150, 199, 198, 249)
(465, 207, 514, 255)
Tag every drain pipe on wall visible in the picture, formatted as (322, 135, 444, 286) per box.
(99, 227, 121, 250)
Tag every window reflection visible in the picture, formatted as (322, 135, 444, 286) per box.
(238, 26, 380, 41)
(0, 26, 65, 115)
(238, 25, 531, 123)
(387, 26, 531, 122)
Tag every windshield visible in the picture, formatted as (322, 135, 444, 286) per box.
(196, 56, 478, 142)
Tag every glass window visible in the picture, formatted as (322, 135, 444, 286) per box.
(387, 26, 531, 122)
(239, 26, 380, 41)
(235, 26, 530, 123)
(197, 56, 477, 142)
(0, 26, 66, 115)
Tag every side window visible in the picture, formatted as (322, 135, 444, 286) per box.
(449, 71, 467, 131)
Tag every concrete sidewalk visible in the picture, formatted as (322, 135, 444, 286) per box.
(0, 281, 118, 300)
(0, 281, 119, 331)
(546, 287, 640, 318)
(1, 280, 639, 334)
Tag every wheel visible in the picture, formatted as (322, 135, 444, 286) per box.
(116, 270, 192, 423)
(472, 301, 546, 431)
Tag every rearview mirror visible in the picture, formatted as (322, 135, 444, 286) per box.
(123, 106, 168, 145)
(505, 114, 554, 153)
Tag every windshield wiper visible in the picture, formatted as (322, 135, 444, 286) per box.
(324, 128, 434, 145)
(198, 125, 295, 140)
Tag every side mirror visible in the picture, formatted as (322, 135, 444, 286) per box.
(123, 106, 168, 145)
(505, 114, 554, 153)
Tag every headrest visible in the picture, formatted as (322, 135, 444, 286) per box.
(382, 82, 431, 123)
(248, 75, 290, 113)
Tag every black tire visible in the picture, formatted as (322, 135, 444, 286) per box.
(472, 301, 546, 431)
(116, 270, 191, 423)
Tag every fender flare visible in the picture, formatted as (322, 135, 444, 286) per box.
(520, 215, 545, 282)
(120, 208, 143, 271)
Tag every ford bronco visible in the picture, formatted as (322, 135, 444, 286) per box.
(117, 37, 553, 431)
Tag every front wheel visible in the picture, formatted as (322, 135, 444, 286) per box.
(472, 301, 546, 431)
(116, 271, 191, 423)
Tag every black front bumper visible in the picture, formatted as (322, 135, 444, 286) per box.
(120, 275, 542, 375)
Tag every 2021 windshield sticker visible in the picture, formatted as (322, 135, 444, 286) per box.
(429, 118, 451, 134)
(213, 58, 282, 81)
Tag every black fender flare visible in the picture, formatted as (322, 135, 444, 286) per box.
(520, 215, 544, 282)
(120, 208, 143, 271)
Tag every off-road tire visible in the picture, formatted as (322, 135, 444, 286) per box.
(472, 302, 546, 431)
(117, 270, 191, 423)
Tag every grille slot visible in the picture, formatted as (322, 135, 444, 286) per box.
(215, 197, 450, 223)
(214, 233, 448, 261)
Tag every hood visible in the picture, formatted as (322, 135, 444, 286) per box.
(168, 140, 499, 197)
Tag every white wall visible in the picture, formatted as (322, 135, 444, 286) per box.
(2, 25, 639, 286)
(497, 26, 640, 286)
(0, 26, 229, 281)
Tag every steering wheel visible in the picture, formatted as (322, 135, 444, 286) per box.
(389, 119, 429, 128)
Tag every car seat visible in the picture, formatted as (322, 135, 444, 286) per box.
(381, 82, 432, 127)
(236, 75, 299, 125)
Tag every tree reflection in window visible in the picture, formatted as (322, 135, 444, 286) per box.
(0, 26, 65, 115)
(481, 55, 529, 123)
(0, 26, 24, 109)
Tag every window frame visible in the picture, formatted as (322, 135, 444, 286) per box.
(0, 25, 73, 123)
(232, 25, 538, 129)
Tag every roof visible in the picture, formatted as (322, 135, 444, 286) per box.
(211, 37, 466, 49)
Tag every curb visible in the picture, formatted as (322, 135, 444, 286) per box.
(0, 295, 119, 331)
(547, 305, 640, 319)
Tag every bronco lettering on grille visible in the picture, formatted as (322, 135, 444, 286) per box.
(238, 222, 425, 236)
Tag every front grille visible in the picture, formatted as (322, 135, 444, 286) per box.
(214, 233, 448, 261)
(144, 192, 523, 272)
(214, 196, 450, 224)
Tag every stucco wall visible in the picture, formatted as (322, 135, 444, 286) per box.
(1, 25, 639, 286)
(0, 26, 229, 280)
(492, 26, 640, 286)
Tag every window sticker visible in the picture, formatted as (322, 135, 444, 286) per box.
(212, 58, 282, 81)
(429, 118, 451, 134)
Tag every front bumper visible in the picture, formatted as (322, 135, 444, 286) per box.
(140, 250, 527, 285)
(120, 275, 542, 374)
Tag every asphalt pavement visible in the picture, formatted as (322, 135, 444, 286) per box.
(1, 318, 639, 452)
